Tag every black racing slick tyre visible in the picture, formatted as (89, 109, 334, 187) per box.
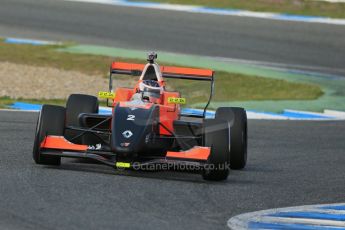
(65, 94, 99, 144)
(202, 119, 230, 181)
(215, 107, 247, 170)
(32, 105, 65, 165)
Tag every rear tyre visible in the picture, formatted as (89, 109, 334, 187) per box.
(32, 105, 65, 165)
(202, 119, 230, 181)
(215, 107, 247, 170)
(65, 94, 99, 144)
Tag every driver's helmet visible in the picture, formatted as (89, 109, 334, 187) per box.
(139, 80, 164, 103)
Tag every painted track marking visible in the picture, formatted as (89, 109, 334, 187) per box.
(228, 203, 345, 230)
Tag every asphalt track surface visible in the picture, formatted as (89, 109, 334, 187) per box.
(0, 110, 344, 229)
(1, 0, 345, 76)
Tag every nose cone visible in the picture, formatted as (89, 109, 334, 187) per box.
(111, 103, 159, 156)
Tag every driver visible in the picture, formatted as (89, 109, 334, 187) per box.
(131, 80, 164, 104)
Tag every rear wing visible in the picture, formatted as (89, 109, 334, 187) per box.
(111, 62, 214, 81)
(108, 61, 215, 118)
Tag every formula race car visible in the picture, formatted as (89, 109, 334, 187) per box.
(33, 52, 247, 181)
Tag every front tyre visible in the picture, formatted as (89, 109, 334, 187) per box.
(32, 105, 65, 165)
(216, 107, 247, 170)
(202, 119, 230, 181)
(65, 94, 99, 144)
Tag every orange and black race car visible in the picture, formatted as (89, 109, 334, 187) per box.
(33, 52, 247, 181)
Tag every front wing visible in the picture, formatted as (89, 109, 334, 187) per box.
(40, 136, 211, 170)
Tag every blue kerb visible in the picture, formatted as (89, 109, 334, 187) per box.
(249, 221, 345, 230)
(196, 7, 241, 14)
(10, 102, 42, 111)
(181, 108, 215, 118)
(277, 13, 325, 20)
(99, 108, 112, 115)
(247, 109, 333, 119)
(282, 111, 333, 119)
(321, 205, 345, 211)
(4, 38, 56, 46)
(269, 211, 345, 221)
(119, 1, 160, 7)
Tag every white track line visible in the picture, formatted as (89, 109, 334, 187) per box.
(258, 216, 345, 227)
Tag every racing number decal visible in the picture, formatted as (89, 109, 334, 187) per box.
(98, 91, 115, 99)
(167, 97, 186, 104)
(127, 115, 135, 121)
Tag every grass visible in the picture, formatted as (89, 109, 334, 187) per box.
(0, 42, 129, 77)
(166, 72, 323, 105)
(0, 40, 323, 108)
(129, 0, 345, 18)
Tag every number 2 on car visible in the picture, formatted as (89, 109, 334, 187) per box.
(127, 115, 135, 121)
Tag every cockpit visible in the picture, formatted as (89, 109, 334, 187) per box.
(131, 52, 165, 104)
